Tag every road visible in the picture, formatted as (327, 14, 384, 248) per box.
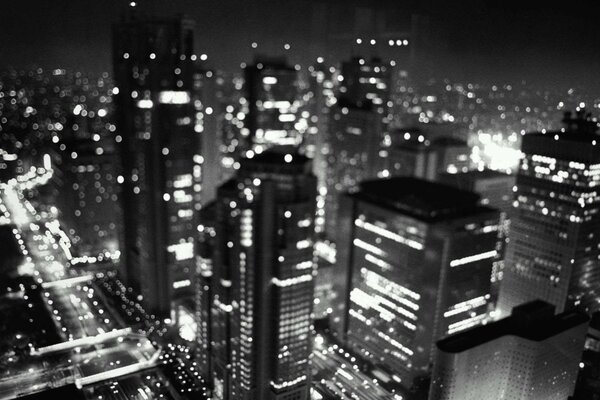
(0, 171, 163, 400)
(311, 334, 403, 400)
(83, 369, 179, 400)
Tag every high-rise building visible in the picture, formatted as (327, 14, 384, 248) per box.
(194, 67, 219, 205)
(323, 56, 391, 241)
(211, 148, 316, 400)
(324, 99, 384, 241)
(497, 111, 600, 317)
(305, 61, 337, 234)
(339, 57, 390, 115)
(383, 130, 471, 181)
(195, 202, 217, 379)
(438, 169, 516, 214)
(244, 57, 304, 152)
(429, 300, 589, 400)
(113, 13, 202, 318)
(335, 177, 502, 390)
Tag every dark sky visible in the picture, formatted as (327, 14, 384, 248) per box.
(2, 0, 600, 89)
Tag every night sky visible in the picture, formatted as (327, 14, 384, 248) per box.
(2, 0, 600, 89)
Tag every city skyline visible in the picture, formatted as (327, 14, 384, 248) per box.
(2, 1, 600, 88)
(1, 2, 600, 400)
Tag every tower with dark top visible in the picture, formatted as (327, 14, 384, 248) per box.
(211, 147, 316, 400)
(112, 11, 201, 318)
(334, 177, 502, 390)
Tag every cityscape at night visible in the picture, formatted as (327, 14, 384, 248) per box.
(2, 1, 600, 399)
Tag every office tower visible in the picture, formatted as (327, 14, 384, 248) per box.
(305, 61, 336, 234)
(324, 99, 384, 241)
(429, 301, 589, 400)
(497, 111, 600, 317)
(211, 71, 247, 183)
(195, 202, 217, 378)
(335, 177, 502, 390)
(245, 57, 304, 151)
(339, 57, 390, 114)
(305, 61, 335, 178)
(211, 148, 317, 400)
(195, 67, 219, 205)
(113, 14, 201, 318)
(383, 130, 470, 181)
(439, 169, 516, 214)
(323, 56, 391, 241)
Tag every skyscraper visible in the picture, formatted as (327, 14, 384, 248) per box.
(195, 202, 217, 379)
(113, 12, 201, 318)
(211, 147, 316, 400)
(244, 57, 304, 152)
(324, 99, 383, 241)
(194, 66, 219, 205)
(323, 56, 391, 242)
(438, 169, 516, 214)
(335, 177, 502, 390)
(383, 133, 471, 181)
(497, 111, 600, 317)
(429, 300, 589, 400)
(339, 57, 390, 113)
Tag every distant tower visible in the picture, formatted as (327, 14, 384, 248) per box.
(339, 56, 390, 114)
(430, 301, 589, 400)
(439, 169, 516, 214)
(385, 130, 471, 182)
(324, 56, 391, 242)
(211, 147, 316, 400)
(112, 12, 201, 318)
(334, 177, 502, 390)
(324, 99, 383, 241)
(497, 110, 600, 317)
(244, 57, 304, 152)
(195, 202, 217, 379)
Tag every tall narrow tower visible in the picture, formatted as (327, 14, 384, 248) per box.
(211, 147, 316, 400)
(113, 11, 201, 318)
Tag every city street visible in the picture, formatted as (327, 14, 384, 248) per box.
(311, 334, 403, 400)
(0, 175, 163, 400)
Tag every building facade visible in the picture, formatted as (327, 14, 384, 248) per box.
(439, 169, 515, 214)
(497, 112, 600, 316)
(335, 177, 502, 390)
(430, 301, 589, 400)
(245, 57, 305, 152)
(113, 13, 201, 318)
(211, 148, 316, 400)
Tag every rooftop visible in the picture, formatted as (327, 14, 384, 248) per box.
(352, 177, 489, 222)
(437, 300, 589, 353)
